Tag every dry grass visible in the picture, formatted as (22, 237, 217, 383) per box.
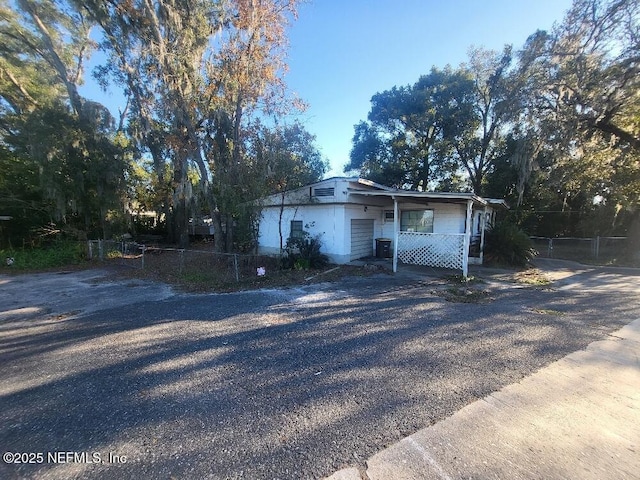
(103, 260, 384, 293)
(513, 268, 552, 286)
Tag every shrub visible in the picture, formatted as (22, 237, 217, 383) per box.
(484, 222, 537, 267)
(281, 231, 329, 270)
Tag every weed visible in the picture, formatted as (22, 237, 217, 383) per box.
(440, 285, 491, 303)
(444, 274, 484, 285)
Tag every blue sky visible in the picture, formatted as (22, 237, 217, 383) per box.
(80, 1, 573, 177)
(284, 0, 573, 176)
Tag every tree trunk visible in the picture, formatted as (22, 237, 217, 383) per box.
(171, 158, 190, 248)
(225, 214, 232, 253)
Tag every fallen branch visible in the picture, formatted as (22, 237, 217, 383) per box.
(305, 266, 340, 281)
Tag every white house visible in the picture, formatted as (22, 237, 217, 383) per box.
(257, 177, 507, 277)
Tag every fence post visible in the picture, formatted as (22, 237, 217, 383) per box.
(98, 239, 104, 261)
(233, 254, 239, 282)
(595, 236, 600, 260)
(141, 245, 145, 270)
(88, 241, 93, 260)
(548, 238, 553, 258)
(179, 249, 184, 274)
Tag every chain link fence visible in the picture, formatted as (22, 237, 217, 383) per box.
(530, 236, 633, 264)
(86, 240, 282, 284)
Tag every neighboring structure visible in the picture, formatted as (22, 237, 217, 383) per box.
(257, 177, 507, 277)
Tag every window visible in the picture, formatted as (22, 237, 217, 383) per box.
(290, 220, 304, 239)
(400, 210, 433, 233)
(384, 210, 394, 222)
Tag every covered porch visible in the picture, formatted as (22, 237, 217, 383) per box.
(350, 190, 495, 278)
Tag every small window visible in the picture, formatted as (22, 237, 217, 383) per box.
(313, 187, 335, 197)
(290, 220, 304, 239)
(384, 210, 394, 222)
(401, 210, 433, 233)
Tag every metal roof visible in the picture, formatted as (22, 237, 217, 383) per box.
(348, 189, 489, 206)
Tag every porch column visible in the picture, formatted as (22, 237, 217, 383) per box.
(462, 200, 473, 278)
(479, 205, 488, 264)
(392, 196, 399, 273)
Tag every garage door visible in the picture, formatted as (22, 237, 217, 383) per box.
(350, 219, 374, 260)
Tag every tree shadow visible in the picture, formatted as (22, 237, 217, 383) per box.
(1, 271, 638, 479)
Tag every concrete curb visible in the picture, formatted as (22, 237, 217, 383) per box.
(325, 318, 640, 480)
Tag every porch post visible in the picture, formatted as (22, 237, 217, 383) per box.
(479, 205, 488, 264)
(393, 196, 398, 273)
(462, 200, 473, 278)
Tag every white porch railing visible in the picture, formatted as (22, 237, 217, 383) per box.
(397, 232, 465, 270)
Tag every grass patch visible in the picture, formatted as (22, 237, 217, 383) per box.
(178, 271, 221, 284)
(1, 242, 86, 270)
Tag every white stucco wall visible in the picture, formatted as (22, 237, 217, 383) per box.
(257, 204, 349, 263)
(257, 203, 389, 264)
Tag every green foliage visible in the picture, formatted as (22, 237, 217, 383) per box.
(348, 0, 638, 240)
(347, 67, 475, 190)
(484, 222, 537, 267)
(1, 241, 85, 270)
(252, 121, 328, 194)
(347, 48, 516, 194)
(0, 1, 130, 246)
(3, 103, 129, 241)
(281, 231, 329, 270)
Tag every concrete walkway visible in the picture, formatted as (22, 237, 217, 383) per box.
(326, 318, 640, 480)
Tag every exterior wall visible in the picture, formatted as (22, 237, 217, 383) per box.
(257, 202, 389, 264)
(432, 203, 467, 233)
(257, 204, 350, 263)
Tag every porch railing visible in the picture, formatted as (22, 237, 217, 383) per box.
(397, 232, 465, 270)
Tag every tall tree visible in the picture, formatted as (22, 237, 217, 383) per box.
(516, 0, 640, 239)
(520, 0, 639, 151)
(2, 0, 95, 119)
(204, 0, 301, 250)
(82, 0, 300, 250)
(346, 67, 474, 190)
(244, 120, 326, 250)
(0, 0, 128, 241)
(348, 50, 517, 195)
(450, 46, 517, 194)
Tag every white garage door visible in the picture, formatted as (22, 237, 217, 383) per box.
(350, 219, 374, 260)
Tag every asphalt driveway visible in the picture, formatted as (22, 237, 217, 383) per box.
(1, 261, 639, 479)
